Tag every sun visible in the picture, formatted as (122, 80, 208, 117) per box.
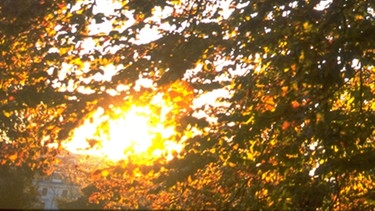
(63, 95, 183, 162)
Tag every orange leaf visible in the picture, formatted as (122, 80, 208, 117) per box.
(282, 121, 291, 130)
(9, 153, 17, 162)
(291, 100, 300, 108)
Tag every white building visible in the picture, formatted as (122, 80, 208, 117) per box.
(32, 152, 108, 209)
(33, 171, 81, 210)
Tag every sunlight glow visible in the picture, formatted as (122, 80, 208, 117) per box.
(63, 99, 183, 162)
(59, 0, 214, 163)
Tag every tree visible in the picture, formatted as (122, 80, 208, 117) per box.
(0, 165, 42, 209)
(0, 0, 77, 173)
(164, 0, 375, 209)
(1, 0, 375, 210)
(58, 184, 104, 210)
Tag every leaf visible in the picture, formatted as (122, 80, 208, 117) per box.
(101, 169, 109, 178)
(94, 13, 106, 24)
(187, 175, 192, 183)
(8, 153, 17, 162)
(2, 110, 13, 118)
(303, 22, 312, 32)
(282, 121, 291, 130)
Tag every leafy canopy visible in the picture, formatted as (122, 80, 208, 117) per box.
(1, 0, 375, 210)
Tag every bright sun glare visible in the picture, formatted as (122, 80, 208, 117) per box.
(60, 0, 199, 162)
(63, 95, 184, 162)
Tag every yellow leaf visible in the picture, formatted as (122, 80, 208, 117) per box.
(347, 97, 354, 106)
(2, 110, 13, 117)
(281, 86, 288, 93)
(299, 51, 305, 61)
(371, 102, 375, 111)
(355, 15, 363, 20)
(101, 169, 109, 177)
(246, 152, 254, 160)
(219, 154, 225, 161)
(303, 21, 312, 31)
(263, 46, 269, 54)
(9, 153, 17, 162)
(228, 162, 236, 167)
(264, 96, 275, 105)
(187, 175, 192, 183)
(292, 82, 299, 90)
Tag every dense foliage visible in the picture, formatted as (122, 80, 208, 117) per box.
(1, 0, 375, 209)
(0, 165, 42, 209)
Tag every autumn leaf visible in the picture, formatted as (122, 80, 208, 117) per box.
(101, 169, 109, 178)
(8, 153, 17, 162)
(282, 121, 291, 130)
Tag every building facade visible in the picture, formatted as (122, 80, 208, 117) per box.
(33, 171, 81, 209)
